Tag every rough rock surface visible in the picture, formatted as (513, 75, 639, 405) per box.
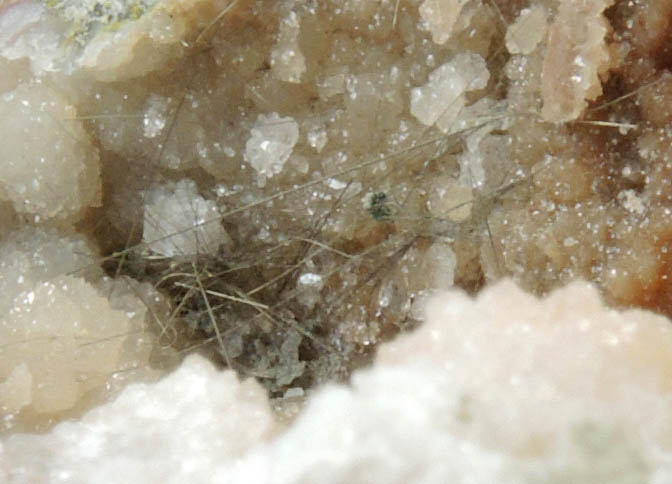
(4, 1, 672, 475)
(3, 280, 671, 483)
(0, 228, 167, 433)
(0, 82, 100, 222)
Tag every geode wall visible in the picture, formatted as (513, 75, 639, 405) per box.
(2, 0, 672, 435)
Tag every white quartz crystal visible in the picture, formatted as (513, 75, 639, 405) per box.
(297, 272, 324, 309)
(540, 0, 615, 122)
(0, 228, 158, 429)
(270, 11, 306, 83)
(419, 0, 469, 45)
(410, 53, 490, 133)
(245, 113, 300, 184)
(143, 179, 228, 257)
(2, 276, 139, 414)
(0, 82, 101, 222)
(0, 227, 101, 315)
(298, 273, 323, 286)
(505, 6, 548, 55)
(307, 126, 328, 152)
(0, 0, 65, 74)
(4, 280, 671, 482)
(618, 189, 647, 215)
(142, 94, 169, 138)
(1, 355, 279, 484)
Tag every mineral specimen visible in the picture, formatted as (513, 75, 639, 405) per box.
(2, 2, 672, 481)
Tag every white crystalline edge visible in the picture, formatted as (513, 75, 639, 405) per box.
(0, 81, 101, 222)
(1, 355, 279, 484)
(410, 53, 489, 130)
(3, 280, 672, 483)
(142, 94, 169, 138)
(244, 113, 300, 180)
(0, 226, 158, 419)
(0, 226, 101, 314)
(0, 1, 66, 73)
(326, 178, 347, 190)
(307, 128, 328, 152)
(298, 273, 323, 285)
(419, 0, 469, 45)
(270, 11, 306, 83)
(142, 179, 226, 257)
(505, 6, 548, 55)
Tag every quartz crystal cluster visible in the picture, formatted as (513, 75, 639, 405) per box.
(143, 179, 229, 257)
(2, 0, 672, 480)
(410, 52, 490, 132)
(244, 113, 300, 185)
(0, 228, 170, 432)
(0, 82, 100, 222)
